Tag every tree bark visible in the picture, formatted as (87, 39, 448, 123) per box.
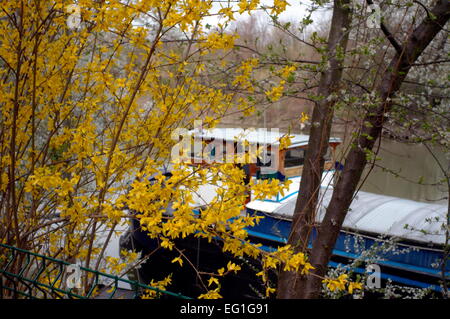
(297, 0, 450, 299)
(277, 0, 352, 298)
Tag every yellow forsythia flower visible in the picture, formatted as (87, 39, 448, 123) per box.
(265, 81, 285, 101)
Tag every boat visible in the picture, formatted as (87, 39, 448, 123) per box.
(246, 183, 449, 293)
(120, 128, 449, 297)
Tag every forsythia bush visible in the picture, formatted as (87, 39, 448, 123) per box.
(0, 0, 361, 298)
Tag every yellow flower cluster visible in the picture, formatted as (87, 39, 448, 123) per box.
(251, 178, 291, 200)
(25, 168, 80, 197)
(265, 80, 286, 101)
(254, 244, 316, 297)
(142, 274, 173, 299)
(238, 0, 260, 14)
(201, 32, 239, 51)
(300, 112, 310, 123)
(165, 0, 213, 32)
(271, 0, 290, 15)
(198, 287, 222, 299)
(218, 7, 235, 21)
(233, 58, 259, 92)
(279, 65, 297, 79)
(323, 274, 363, 294)
(278, 134, 293, 150)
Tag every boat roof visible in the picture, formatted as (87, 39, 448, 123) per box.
(246, 184, 447, 245)
(188, 128, 341, 148)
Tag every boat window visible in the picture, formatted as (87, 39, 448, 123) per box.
(284, 148, 305, 167)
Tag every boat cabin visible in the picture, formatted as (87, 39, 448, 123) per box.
(185, 128, 341, 180)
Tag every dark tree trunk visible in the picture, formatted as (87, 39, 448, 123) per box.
(277, 0, 352, 299)
(294, 0, 450, 299)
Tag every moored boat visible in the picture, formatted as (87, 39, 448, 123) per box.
(246, 183, 449, 292)
(120, 128, 448, 296)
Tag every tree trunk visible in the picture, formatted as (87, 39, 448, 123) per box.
(277, 0, 352, 298)
(296, 0, 450, 299)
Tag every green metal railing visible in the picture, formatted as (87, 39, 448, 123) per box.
(0, 243, 190, 299)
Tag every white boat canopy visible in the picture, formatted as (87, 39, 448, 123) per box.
(188, 128, 341, 148)
(246, 186, 447, 246)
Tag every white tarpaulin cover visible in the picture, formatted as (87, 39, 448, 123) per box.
(188, 127, 341, 148)
(246, 187, 447, 245)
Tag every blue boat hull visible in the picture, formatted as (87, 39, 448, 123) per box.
(246, 208, 449, 292)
